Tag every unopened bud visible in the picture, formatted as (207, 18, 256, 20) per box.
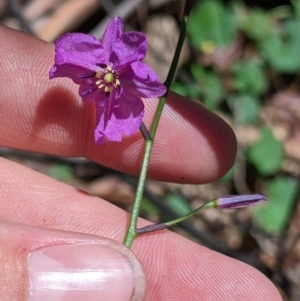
(213, 194, 267, 209)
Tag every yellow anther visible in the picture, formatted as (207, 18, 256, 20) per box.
(104, 86, 113, 93)
(95, 70, 103, 78)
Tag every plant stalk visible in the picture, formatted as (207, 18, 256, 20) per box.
(123, 1, 192, 248)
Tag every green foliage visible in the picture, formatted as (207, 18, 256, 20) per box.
(229, 94, 260, 125)
(232, 59, 268, 96)
(190, 64, 224, 109)
(247, 127, 284, 176)
(293, 0, 300, 20)
(258, 19, 300, 73)
(166, 193, 191, 216)
(47, 163, 73, 182)
(188, 0, 237, 49)
(171, 82, 199, 99)
(171, 64, 225, 110)
(219, 165, 234, 182)
(253, 177, 297, 234)
(140, 197, 160, 216)
(173, 0, 299, 237)
(237, 0, 300, 73)
(238, 8, 273, 40)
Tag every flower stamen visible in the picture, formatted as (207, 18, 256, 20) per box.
(96, 63, 108, 69)
(98, 65, 120, 95)
(79, 71, 96, 78)
(79, 64, 121, 98)
(80, 84, 98, 96)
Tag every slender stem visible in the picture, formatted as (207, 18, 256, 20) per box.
(139, 121, 152, 140)
(164, 202, 213, 227)
(135, 193, 267, 235)
(136, 223, 168, 235)
(164, 14, 188, 88)
(123, 97, 166, 247)
(136, 202, 214, 235)
(123, 3, 191, 248)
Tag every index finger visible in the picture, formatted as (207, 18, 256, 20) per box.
(0, 25, 236, 183)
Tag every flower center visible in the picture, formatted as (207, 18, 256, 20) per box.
(79, 64, 121, 98)
(95, 65, 120, 96)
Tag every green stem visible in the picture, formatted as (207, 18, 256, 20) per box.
(165, 202, 214, 227)
(123, 97, 166, 247)
(164, 14, 188, 88)
(123, 4, 190, 248)
(136, 201, 215, 235)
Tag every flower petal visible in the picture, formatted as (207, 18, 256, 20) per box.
(120, 61, 167, 97)
(101, 18, 123, 63)
(49, 33, 104, 82)
(113, 32, 147, 67)
(94, 91, 144, 144)
(49, 18, 166, 145)
(102, 17, 147, 67)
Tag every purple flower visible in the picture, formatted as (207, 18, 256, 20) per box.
(213, 194, 267, 209)
(49, 17, 166, 144)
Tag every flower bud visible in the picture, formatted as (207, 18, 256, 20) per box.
(213, 194, 267, 209)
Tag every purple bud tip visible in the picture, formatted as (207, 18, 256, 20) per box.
(215, 194, 267, 210)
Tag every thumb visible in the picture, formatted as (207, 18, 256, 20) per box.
(1, 220, 146, 301)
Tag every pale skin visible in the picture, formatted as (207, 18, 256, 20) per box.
(0, 25, 282, 300)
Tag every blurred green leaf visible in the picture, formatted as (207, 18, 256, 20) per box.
(292, 0, 300, 20)
(247, 127, 283, 175)
(188, 0, 237, 49)
(47, 163, 73, 182)
(236, 2, 291, 40)
(171, 82, 200, 99)
(219, 165, 234, 182)
(140, 197, 160, 216)
(239, 8, 273, 40)
(166, 193, 191, 216)
(190, 64, 224, 109)
(232, 60, 268, 96)
(253, 176, 297, 234)
(229, 94, 261, 124)
(259, 19, 300, 73)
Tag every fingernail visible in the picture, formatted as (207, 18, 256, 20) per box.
(28, 243, 146, 301)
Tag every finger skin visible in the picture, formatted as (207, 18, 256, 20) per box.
(0, 159, 282, 301)
(0, 220, 146, 301)
(0, 24, 236, 183)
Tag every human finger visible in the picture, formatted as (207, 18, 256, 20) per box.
(0, 220, 145, 301)
(0, 158, 281, 301)
(0, 25, 236, 183)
